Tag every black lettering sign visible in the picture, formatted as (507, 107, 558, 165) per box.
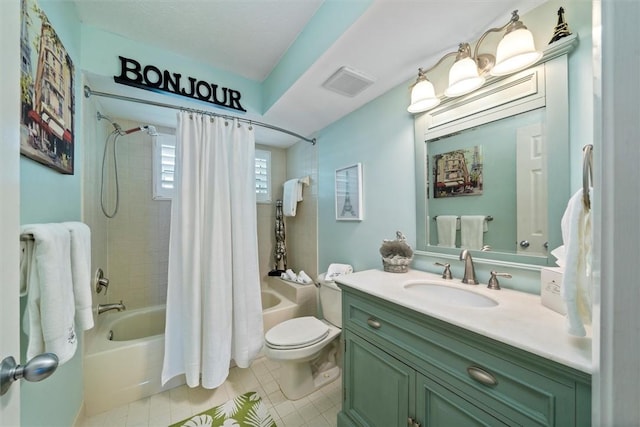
(114, 56, 247, 112)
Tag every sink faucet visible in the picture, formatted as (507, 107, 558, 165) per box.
(97, 300, 126, 315)
(459, 249, 478, 285)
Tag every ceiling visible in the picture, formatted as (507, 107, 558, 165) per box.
(75, 0, 545, 147)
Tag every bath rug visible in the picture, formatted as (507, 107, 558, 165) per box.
(169, 391, 277, 427)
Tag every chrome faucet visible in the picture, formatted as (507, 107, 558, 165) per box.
(97, 300, 126, 315)
(459, 249, 478, 285)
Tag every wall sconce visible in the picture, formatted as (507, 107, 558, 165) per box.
(408, 10, 542, 114)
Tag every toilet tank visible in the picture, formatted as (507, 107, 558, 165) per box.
(319, 276, 342, 328)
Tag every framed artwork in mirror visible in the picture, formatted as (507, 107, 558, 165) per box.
(433, 146, 483, 198)
(335, 163, 363, 221)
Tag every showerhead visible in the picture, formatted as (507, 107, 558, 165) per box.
(121, 124, 159, 136)
(144, 125, 158, 136)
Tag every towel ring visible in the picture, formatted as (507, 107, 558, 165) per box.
(582, 144, 593, 210)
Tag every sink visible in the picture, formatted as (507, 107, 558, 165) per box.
(403, 282, 498, 308)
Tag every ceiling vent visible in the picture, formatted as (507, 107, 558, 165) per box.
(322, 66, 376, 97)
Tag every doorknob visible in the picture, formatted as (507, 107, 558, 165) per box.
(0, 353, 58, 396)
(519, 240, 530, 248)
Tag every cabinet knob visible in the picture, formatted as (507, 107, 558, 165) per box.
(466, 365, 498, 387)
(367, 318, 381, 329)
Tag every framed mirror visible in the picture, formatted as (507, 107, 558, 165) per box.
(414, 35, 578, 266)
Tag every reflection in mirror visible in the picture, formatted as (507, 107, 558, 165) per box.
(426, 108, 547, 256)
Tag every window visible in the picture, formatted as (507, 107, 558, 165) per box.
(152, 133, 176, 200)
(255, 149, 272, 203)
(152, 139, 272, 203)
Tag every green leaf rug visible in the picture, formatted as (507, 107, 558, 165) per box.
(169, 391, 277, 427)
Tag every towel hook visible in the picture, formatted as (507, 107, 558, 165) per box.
(582, 144, 593, 210)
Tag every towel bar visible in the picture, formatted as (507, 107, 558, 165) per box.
(582, 144, 593, 210)
(20, 233, 34, 241)
(433, 215, 493, 221)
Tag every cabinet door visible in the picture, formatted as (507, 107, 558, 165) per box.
(342, 331, 415, 427)
(416, 373, 512, 427)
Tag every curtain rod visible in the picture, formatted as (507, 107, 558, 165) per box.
(83, 85, 316, 145)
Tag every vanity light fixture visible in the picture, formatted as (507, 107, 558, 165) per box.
(407, 10, 542, 114)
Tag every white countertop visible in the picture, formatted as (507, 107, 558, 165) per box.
(336, 269, 592, 374)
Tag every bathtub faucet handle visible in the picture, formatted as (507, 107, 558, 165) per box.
(95, 268, 110, 294)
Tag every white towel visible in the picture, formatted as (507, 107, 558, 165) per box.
(283, 178, 303, 217)
(560, 188, 592, 337)
(285, 268, 297, 281)
(297, 270, 313, 284)
(460, 216, 486, 250)
(21, 223, 77, 365)
(436, 216, 458, 247)
(63, 222, 94, 331)
(326, 263, 353, 281)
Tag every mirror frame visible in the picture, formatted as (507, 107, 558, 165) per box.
(414, 34, 579, 267)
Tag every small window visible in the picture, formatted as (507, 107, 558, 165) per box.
(152, 133, 176, 200)
(153, 139, 272, 203)
(255, 149, 272, 203)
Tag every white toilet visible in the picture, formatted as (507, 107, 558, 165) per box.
(263, 274, 342, 400)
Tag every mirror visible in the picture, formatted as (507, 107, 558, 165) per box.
(414, 36, 577, 266)
(426, 108, 547, 256)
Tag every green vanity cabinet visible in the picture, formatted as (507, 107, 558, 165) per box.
(337, 286, 591, 427)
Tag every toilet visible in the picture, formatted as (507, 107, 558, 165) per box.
(263, 274, 342, 400)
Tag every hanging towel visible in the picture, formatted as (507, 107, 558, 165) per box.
(63, 222, 94, 331)
(436, 215, 458, 248)
(283, 178, 303, 217)
(21, 223, 77, 365)
(460, 216, 487, 250)
(560, 188, 592, 337)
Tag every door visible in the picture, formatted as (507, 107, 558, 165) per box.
(342, 332, 414, 427)
(516, 122, 548, 255)
(0, 0, 22, 424)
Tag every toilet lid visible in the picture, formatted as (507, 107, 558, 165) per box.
(265, 316, 330, 349)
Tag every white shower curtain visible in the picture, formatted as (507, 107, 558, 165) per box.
(162, 112, 264, 389)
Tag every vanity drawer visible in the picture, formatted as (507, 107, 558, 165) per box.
(343, 289, 586, 426)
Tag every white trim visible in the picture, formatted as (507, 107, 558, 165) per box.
(152, 133, 176, 200)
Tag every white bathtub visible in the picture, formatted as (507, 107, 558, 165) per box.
(84, 290, 298, 416)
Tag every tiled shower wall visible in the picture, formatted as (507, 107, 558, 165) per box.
(84, 115, 318, 309)
(284, 140, 319, 281)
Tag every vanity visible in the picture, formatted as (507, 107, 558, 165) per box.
(335, 269, 591, 427)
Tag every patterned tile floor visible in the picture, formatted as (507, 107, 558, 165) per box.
(80, 357, 341, 427)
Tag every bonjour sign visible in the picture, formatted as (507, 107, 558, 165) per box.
(114, 56, 246, 112)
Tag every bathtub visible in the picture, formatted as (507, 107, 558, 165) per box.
(84, 289, 298, 416)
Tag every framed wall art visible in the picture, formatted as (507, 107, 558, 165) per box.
(335, 163, 363, 221)
(20, 0, 76, 174)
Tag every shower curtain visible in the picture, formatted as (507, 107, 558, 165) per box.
(162, 112, 264, 389)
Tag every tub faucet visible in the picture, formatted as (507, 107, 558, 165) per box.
(459, 249, 478, 285)
(97, 300, 126, 315)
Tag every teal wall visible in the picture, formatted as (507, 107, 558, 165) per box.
(19, 1, 84, 426)
(318, 84, 416, 272)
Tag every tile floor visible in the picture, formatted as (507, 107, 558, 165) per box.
(80, 356, 341, 427)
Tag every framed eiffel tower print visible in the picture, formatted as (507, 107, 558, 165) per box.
(335, 163, 363, 221)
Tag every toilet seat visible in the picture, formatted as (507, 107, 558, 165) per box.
(265, 316, 330, 350)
